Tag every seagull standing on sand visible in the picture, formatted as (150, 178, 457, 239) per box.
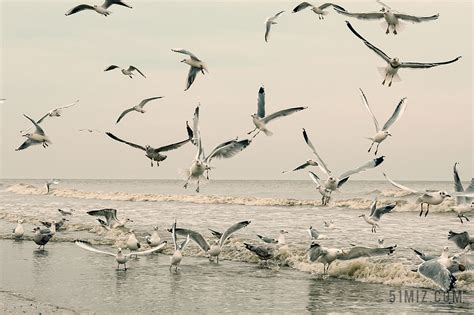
(16, 115, 51, 151)
(13, 220, 24, 239)
(345, 21, 461, 87)
(303, 129, 384, 205)
(170, 221, 191, 273)
(172, 49, 208, 91)
(33, 227, 54, 250)
(45, 179, 60, 194)
(104, 65, 145, 78)
(20, 100, 79, 134)
(65, 0, 132, 16)
(248, 86, 307, 137)
(126, 230, 141, 257)
(265, 11, 284, 42)
(359, 89, 407, 155)
(292, 2, 345, 19)
(358, 197, 397, 233)
(75, 240, 166, 270)
(86, 208, 133, 229)
(115, 96, 163, 124)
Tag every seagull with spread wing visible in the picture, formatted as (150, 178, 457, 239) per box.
(452, 163, 473, 223)
(184, 105, 251, 192)
(248, 86, 307, 137)
(303, 128, 384, 205)
(86, 208, 133, 229)
(115, 96, 163, 124)
(104, 65, 145, 78)
(345, 21, 461, 87)
(292, 2, 345, 19)
(20, 100, 79, 134)
(282, 159, 319, 173)
(65, 0, 132, 16)
(170, 220, 191, 273)
(106, 124, 192, 167)
(16, 115, 52, 151)
(335, 0, 438, 35)
(45, 179, 60, 194)
(359, 89, 407, 155)
(265, 10, 284, 42)
(359, 196, 397, 233)
(172, 48, 208, 91)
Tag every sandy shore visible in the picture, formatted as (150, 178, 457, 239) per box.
(0, 290, 78, 314)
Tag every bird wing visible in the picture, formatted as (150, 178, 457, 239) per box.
(337, 176, 350, 188)
(338, 245, 397, 260)
(105, 132, 146, 151)
(345, 21, 391, 63)
(339, 156, 385, 179)
(15, 139, 34, 151)
(369, 197, 378, 217)
(75, 241, 116, 257)
(174, 228, 210, 252)
(283, 161, 313, 173)
(359, 89, 380, 132)
(244, 243, 272, 259)
(383, 173, 419, 193)
(273, 10, 285, 18)
(205, 139, 251, 164)
(23, 114, 45, 136)
(257, 86, 265, 118)
(292, 2, 314, 12)
(302, 129, 331, 176)
(372, 203, 397, 220)
(448, 231, 471, 250)
(334, 9, 384, 20)
(171, 221, 178, 251)
(308, 171, 321, 187)
(35, 113, 51, 125)
(180, 235, 191, 251)
(395, 13, 439, 23)
(115, 108, 135, 124)
(219, 220, 251, 247)
(171, 48, 201, 61)
(102, 0, 132, 9)
(55, 100, 79, 111)
(308, 243, 328, 262)
(400, 56, 461, 69)
(65, 4, 95, 15)
(128, 66, 146, 78)
(262, 107, 306, 124)
(104, 65, 120, 72)
(208, 229, 223, 239)
(411, 248, 437, 262)
(156, 138, 190, 153)
(418, 259, 455, 292)
(309, 228, 319, 240)
(382, 97, 407, 131)
(127, 242, 167, 257)
(137, 96, 163, 109)
(453, 163, 465, 193)
(86, 209, 118, 226)
(185, 66, 200, 91)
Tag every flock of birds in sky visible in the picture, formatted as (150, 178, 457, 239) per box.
(6, 0, 474, 293)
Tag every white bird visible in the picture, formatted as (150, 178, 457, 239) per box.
(20, 100, 79, 134)
(257, 229, 288, 245)
(13, 219, 24, 239)
(335, 0, 439, 35)
(359, 197, 397, 233)
(453, 163, 473, 223)
(303, 128, 385, 205)
(173, 221, 251, 264)
(264, 10, 284, 42)
(171, 49, 208, 91)
(184, 105, 251, 192)
(282, 159, 319, 173)
(16, 114, 52, 151)
(58, 208, 75, 216)
(417, 247, 463, 292)
(345, 21, 461, 87)
(383, 173, 451, 217)
(378, 238, 384, 248)
(32, 227, 54, 250)
(86, 208, 133, 229)
(145, 226, 163, 247)
(104, 65, 145, 78)
(292, 2, 345, 19)
(359, 89, 407, 155)
(106, 125, 192, 167)
(75, 240, 166, 270)
(308, 226, 319, 240)
(448, 231, 474, 251)
(65, 0, 132, 16)
(169, 221, 191, 273)
(248, 86, 307, 137)
(115, 96, 163, 124)
(126, 230, 141, 253)
(45, 179, 60, 194)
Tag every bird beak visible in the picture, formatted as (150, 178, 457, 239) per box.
(446, 194, 451, 198)
(358, 215, 363, 218)
(388, 133, 392, 136)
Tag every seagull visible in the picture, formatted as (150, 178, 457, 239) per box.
(40, 218, 68, 231)
(308, 243, 397, 274)
(169, 221, 191, 273)
(171, 49, 208, 91)
(244, 243, 274, 262)
(58, 208, 75, 216)
(453, 162, 473, 221)
(65, 0, 132, 16)
(184, 105, 251, 192)
(359, 89, 407, 155)
(448, 231, 474, 251)
(75, 240, 166, 270)
(106, 125, 192, 167)
(335, 0, 439, 35)
(115, 96, 163, 124)
(282, 160, 319, 173)
(257, 229, 288, 245)
(377, 238, 384, 248)
(16, 115, 51, 151)
(383, 173, 451, 217)
(145, 226, 163, 247)
(20, 100, 79, 134)
(248, 86, 307, 137)
(292, 2, 345, 19)
(308, 226, 326, 240)
(45, 179, 60, 194)
(345, 21, 461, 87)
(126, 230, 141, 255)
(86, 208, 133, 229)
(358, 197, 396, 233)
(257, 234, 277, 244)
(264, 10, 284, 42)
(13, 219, 24, 239)
(303, 128, 385, 205)
(78, 128, 101, 133)
(173, 221, 251, 263)
(104, 65, 145, 78)
(32, 227, 54, 250)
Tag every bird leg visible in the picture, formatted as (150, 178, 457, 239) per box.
(385, 26, 390, 34)
(216, 256, 219, 264)
(374, 143, 380, 155)
(424, 204, 430, 217)
(388, 75, 393, 87)
(368, 142, 374, 152)
(247, 127, 257, 135)
(150, 159, 153, 167)
(419, 203, 424, 217)
(393, 28, 397, 35)
(124, 263, 127, 270)
(196, 180, 200, 193)
(382, 73, 387, 85)
(184, 176, 191, 189)
(458, 214, 464, 224)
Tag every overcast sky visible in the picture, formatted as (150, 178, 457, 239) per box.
(0, 0, 472, 180)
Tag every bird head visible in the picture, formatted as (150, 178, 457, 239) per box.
(384, 130, 392, 136)
(440, 191, 451, 198)
(251, 113, 258, 119)
(126, 218, 133, 223)
(280, 229, 288, 234)
(391, 57, 400, 66)
(145, 145, 151, 151)
(378, 238, 384, 244)
(18, 219, 24, 224)
(117, 247, 122, 253)
(153, 226, 159, 231)
(22, 133, 31, 138)
(180, 59, 187, 63)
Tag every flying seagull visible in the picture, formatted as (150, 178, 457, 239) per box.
(453, 162, 473, 206)
(75, 240, 166, 270)
(65, 0, 132, 16)
(345, 21, 461, 87)
(335, 0, 438, 35)
(115, 96, 163, 124)
(32, 227, 54, 250)
(16, 115, 51, 151)
(265, 10, 284, 42)
(86, 208, 133, 229)
(169, 221, 191, 273)
(292, 2, 345, 19)
(13, 219, 24, 239)
(282, 159, 318, 173)
(20, 100, 79, 134)
(358, 197, 396, 233)
(248, 86, 307, 137)
(106, 125, 192, 167)
(104, 65, 145, 78)
(448, 231, 474, 251)
(184, 105, 251, 192)
(172, 49, 208, 91)
(359, 89, 407, 155)
(303, 128, 384, 205)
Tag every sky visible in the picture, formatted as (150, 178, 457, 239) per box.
(0, 0, 472, 181)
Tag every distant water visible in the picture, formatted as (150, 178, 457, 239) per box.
(0, 179, 473, 313)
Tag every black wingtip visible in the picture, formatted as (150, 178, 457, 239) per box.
(258, 86, 265, 94)
(374, 156, 385, 167)
(302, 128, 309, 143)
